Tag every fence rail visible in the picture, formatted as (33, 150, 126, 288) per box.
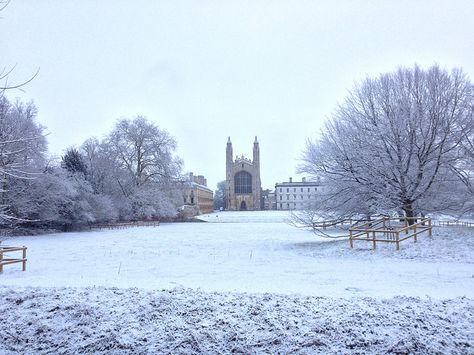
(0, 246, 27, 272)
(437, 220, 474, 228)
(91, 221, 160, 230)
(349, 217, 432, 251)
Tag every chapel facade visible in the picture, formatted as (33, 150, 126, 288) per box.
(225, 137, 262, 210)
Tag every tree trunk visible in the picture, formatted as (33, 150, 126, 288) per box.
(402, 200, 415, 226)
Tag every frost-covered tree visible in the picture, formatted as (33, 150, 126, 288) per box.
(81, 137, 116, 195)
(213, 180, 226, 210)
(0, 97, 47, 225)
(106, 116, 182, 186)
(61, 147, 88, 176)
(299, 65, 474, 226)
(1, 1, 39, 94)
(11, 167, 117, 231)
(459, 133, 474, 215)
(101, 116, 184, 220)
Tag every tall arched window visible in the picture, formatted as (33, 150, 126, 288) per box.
(234, 171, 252, 194)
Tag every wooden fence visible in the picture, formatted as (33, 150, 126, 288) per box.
(0, 246, 27, 272)
(437, 220, 474, 228)
(91, 221, 160, 230)
(349, 217, 432, 251)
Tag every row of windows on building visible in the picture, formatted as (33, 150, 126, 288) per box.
(279, 187, 318, 193)
(279, 194, 313, 200)
(279, 202, 310, 210)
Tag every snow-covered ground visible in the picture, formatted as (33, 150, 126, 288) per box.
(1, 211, 473, 353)
(1, 211, 472, 298)
(1, 287, 473, 354)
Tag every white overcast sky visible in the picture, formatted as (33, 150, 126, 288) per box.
(2, 1, 474, 190)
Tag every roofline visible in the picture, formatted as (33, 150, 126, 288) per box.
(275, 182, 321, 187)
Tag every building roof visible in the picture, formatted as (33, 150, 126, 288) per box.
(189, 181, 214, 194)
(275, 181, 321, 187)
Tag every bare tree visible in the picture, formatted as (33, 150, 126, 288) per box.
(299, 65, 474, 232)
(101, 116, 184, 219)
(213, 180, 226, 210)
(0, 97, 47, 225)
(0, 0, 39, 94)
(106, 116, 182, 187)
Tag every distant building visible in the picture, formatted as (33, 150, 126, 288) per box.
(275, 177, 321, 210)
(225, 137, 262, 210)
(262, 189, 276, 210)
(183, 172, 214, 214)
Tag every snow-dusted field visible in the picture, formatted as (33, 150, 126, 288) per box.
(1, 211, 473, 353)
(1, 287, 473, 354)
(1, 211, 473, 298)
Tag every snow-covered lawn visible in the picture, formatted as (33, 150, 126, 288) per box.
(1, 211, 473, 298)
(1, 287, 473, 354)
(1, 211, 473, 353)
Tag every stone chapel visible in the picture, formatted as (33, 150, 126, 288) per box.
(225, 137, 262, 210)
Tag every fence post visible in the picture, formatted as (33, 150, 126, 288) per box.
(22, 246, 27, 271)
(349, 230, 353, 248)
(396, 231, 400, 251)
(413, 224, 417, 242)
(372, 231, 376, 250)
(0, 249, 3, 273)
(428, 218, 432, 238)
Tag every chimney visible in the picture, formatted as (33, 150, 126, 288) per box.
(189, 172, 194, 182)
(289, 177, 292, 183)
(302, 177, 306, 183)
(196, 175, 206, 186)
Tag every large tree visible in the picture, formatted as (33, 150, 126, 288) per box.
(0, 97, 47, 225)
(299, 65, 474, 226)
(106, 116, 182, 187)
(101, 116, 184, 219)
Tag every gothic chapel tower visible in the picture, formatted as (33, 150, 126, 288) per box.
(225, 137, 262, 210)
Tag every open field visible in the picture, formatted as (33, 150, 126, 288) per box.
(1, 211, 473, 354)
(1, 211, 473, 298)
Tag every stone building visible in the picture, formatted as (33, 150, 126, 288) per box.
(275, 177, 321, 210)
(262, 189, 276, 210)
(225, 137, 262, 210)
(183, 172, 214, 214)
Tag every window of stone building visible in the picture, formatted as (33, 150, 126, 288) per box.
(286, 195, 289, 200)
(308, 188, 310, 192)
(300, 188, 303, 192)
(279, 195, 282, 200)
(293, 188, 296, 192)
(293, 194, 296, 199)
(315, 187, 318, 191)
(234, 171, 252, 193)
(300, 195, 303, 199)
(280, 188, 282, 192)
(286, 188, 289, 192)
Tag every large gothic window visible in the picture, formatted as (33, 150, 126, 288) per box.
(234, 171, 252, 194)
